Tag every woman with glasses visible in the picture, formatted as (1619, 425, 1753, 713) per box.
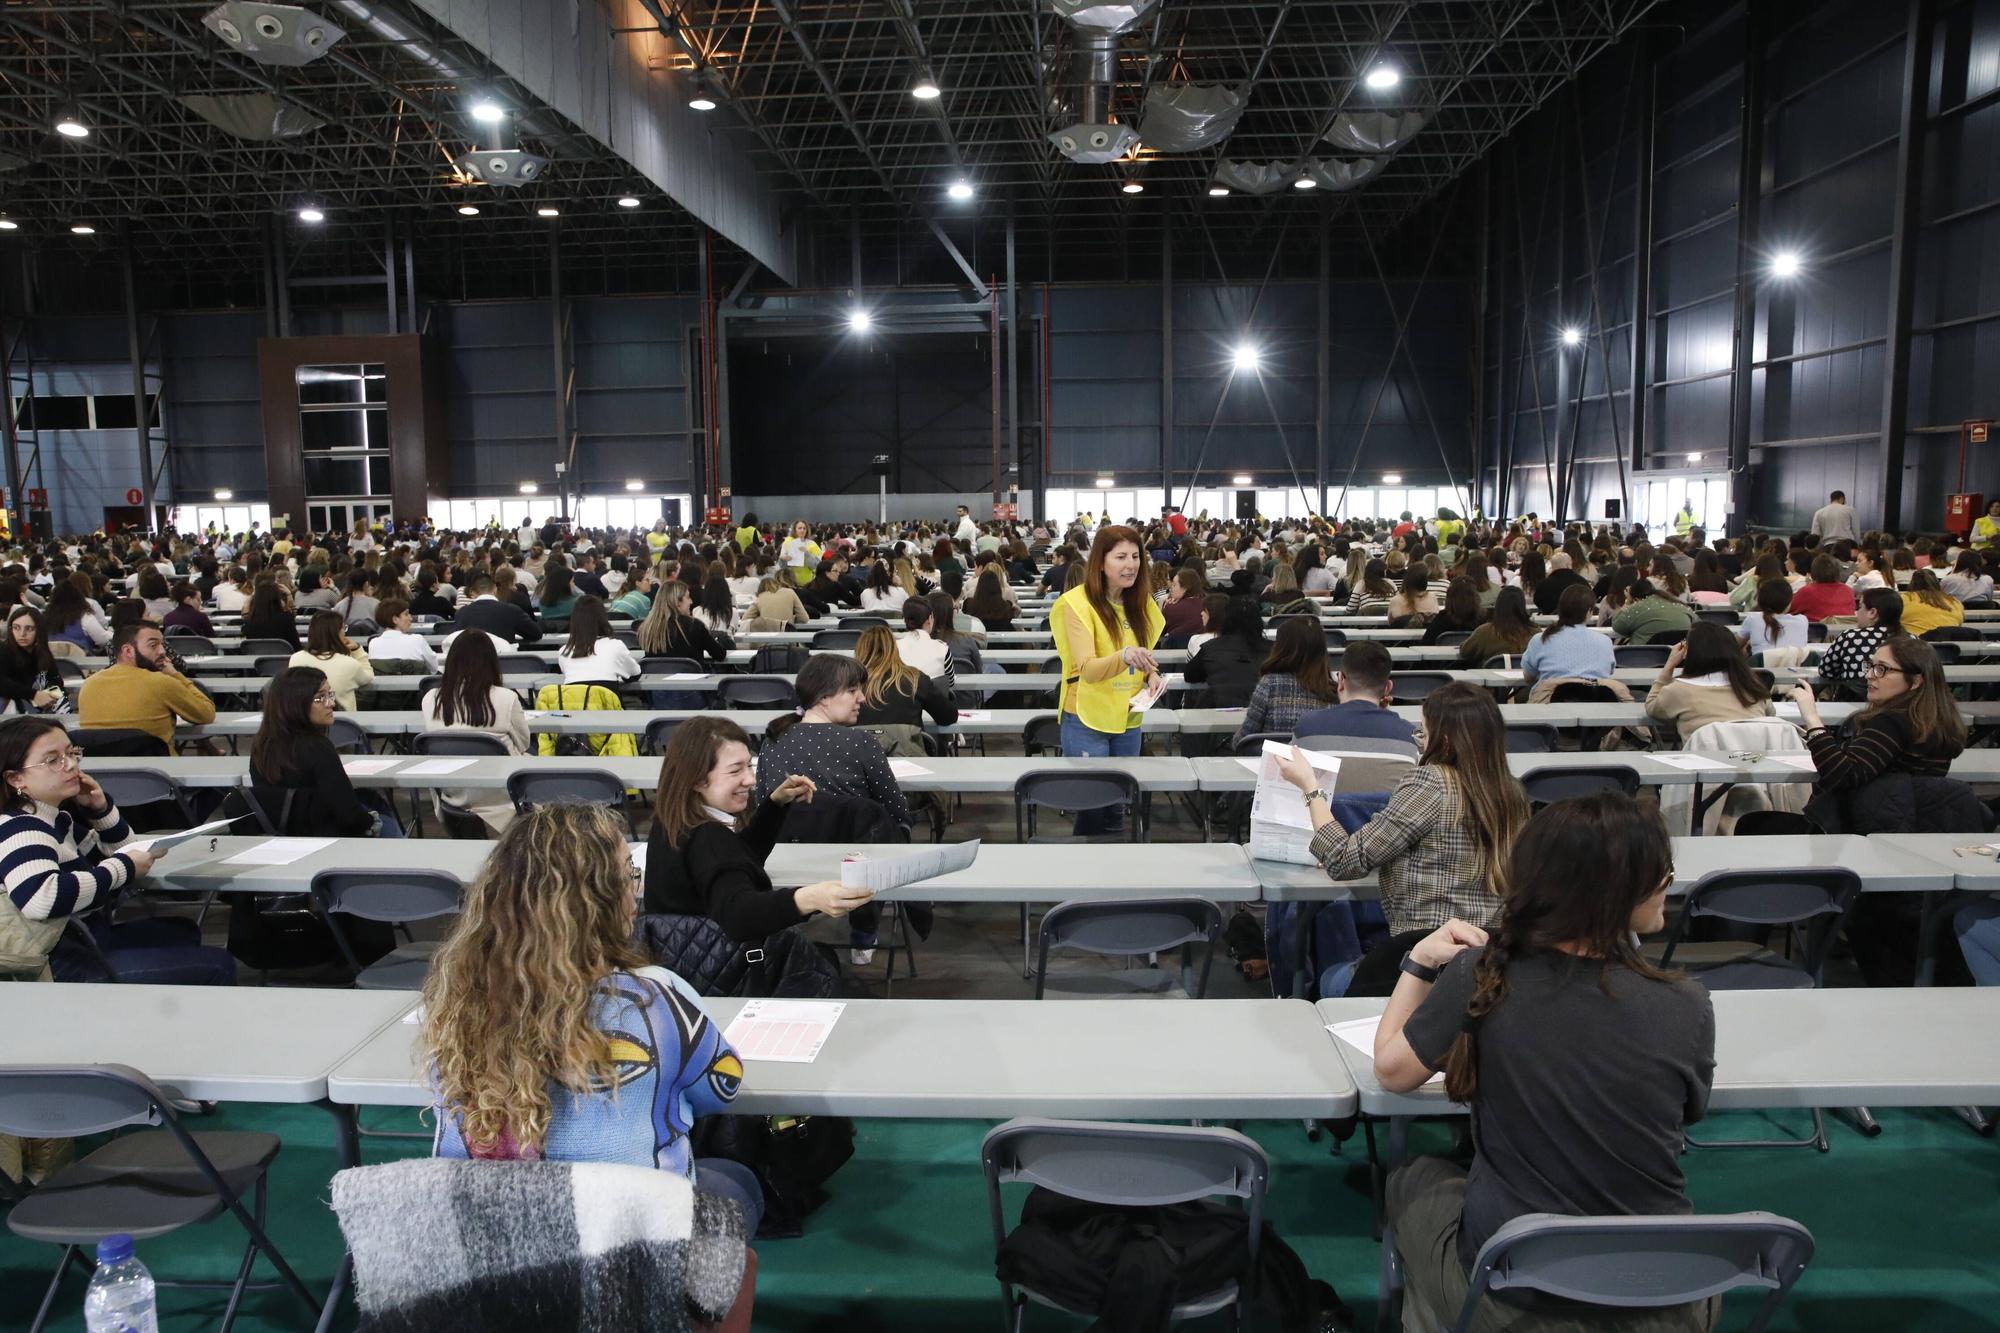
(1789, 635, 1965, 799)
(1375, 793, 1717, 1333)
(0, 606, 65, 715)
(248, 666, 403, 838)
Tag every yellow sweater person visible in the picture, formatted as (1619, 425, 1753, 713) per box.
(1049, 546, 1165, 741)
(1973, 504, 2000, 550)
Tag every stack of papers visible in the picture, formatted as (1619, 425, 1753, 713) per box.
(1248, 740, 1342, 866)
(223, 837, 338, 866)
(887, 759, 932, 779)
(402, 758, 477, 776)
(1326, 1015, 1443, 1088)
(342, 758, 400, 776)
(724, 1000, 846, 1063)
(839, 840, 979, 897)
(1646, 753, 1733, 772)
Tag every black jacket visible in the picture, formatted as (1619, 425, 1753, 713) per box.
(856, 674, 958, 729)
(1534, 569, 1589, 614)
(644, 800, 807, 941)
(799, 574, 857, 615)
(452, 595, 542, 645)
(249, 734, 377, 837)
(239, 611, 301, 651)
(646, 613, 727, 665)
(1184, 635, 1263, 708)
(0, 642, 54, 710)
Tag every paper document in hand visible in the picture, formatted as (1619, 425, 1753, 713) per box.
(1247, 740, 1342, 866)
(886, 759, 932, 779)
(223, 837, 339, 866)
(840, 840, 979, 896)
(1129, 675, 1173, 713)
(120, 816, 246, 856)
(725, 1000, 846, 1063)
(1327, 1016, 1443, 1088)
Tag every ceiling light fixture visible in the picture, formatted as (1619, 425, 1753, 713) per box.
(0, 217, 18, 232)
(625, 480, 645, 492)
(1121, 180, 1144, 194)
(1770, 249, 1802, 278)
(470, 99, 506, 124)
(617, 195, 641, 208)
(70, 224, 95, 235)
(53, 108, 89, 139)
(1364, 66, 1401, 91)
(1231, 474, 1253, 486)
(1293, 176, 1317, 190)
(518, 482, 538, 495)
(1560, 326, 1582, 347)
(1232, 344, 1260, 372)
(911, 76, 941, 100)
(1094, 476, 1115, 489)
(688, 94, 717, 112)
(1686, 453, 1703, 464)
(213, 489, 234, 502)
(848, 309, 872, 332)
(456, 204, 479, 216)
(947, 179, 974, 201)
(297, 206, 324, 224)
(537, 206, 560, 218)
(1382, 473, 1402, 484)
(1208, 185, 1230, 197)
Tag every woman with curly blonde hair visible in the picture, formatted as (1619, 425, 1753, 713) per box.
(424, 802, 762, 1232)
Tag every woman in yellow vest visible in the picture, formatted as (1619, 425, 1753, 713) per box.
(1051, 525, 1165, 835)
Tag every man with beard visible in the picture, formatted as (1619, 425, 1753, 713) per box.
(76, 622, 216, 745)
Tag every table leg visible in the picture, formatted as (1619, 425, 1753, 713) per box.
(313, 1099, 361, 1333)
(1291, 902, 1321, 999)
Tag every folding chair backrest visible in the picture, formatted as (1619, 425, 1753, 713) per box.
(90, 768, 184, 811)
(327, 716, 369, 753)
(253, 654, 292, 678)
(749, 645, 808, 674)
(1696, 609, 1738, 625)
(1431, 629, 1473, 646)
(1458, 1211, 1813, 1333)
(641, 656, 704, 675)
(718, 676, 797, 710)
(1732, 810, 1813, 837)
(56, 658, 86, 684)
(1926, 640, 1962, 664)
(68, 727, 170, 758)
(1022, 714, 1062, 757)
(1663, 868, 1861, 982)
(1504, 724, 1560, 753)
(1547, 681, 1619, 703)
(498, 654, 554, 676)
(1646, 628, 1691, 646)
(166, 635, 217, 656)
(506, 768, 626, 812)
(1233, 731, 1292, 756)
(1038, 898, 1221, 960)
(1013, 770, 1140, 839)
(643, 717, 684, 755)
(982, 1118, 1267, 1255)
(237, 638, 295, 656)
(1615, 645, 1673, 668)
(1389, 672, 1454, 700)
(1322, 628, 1347, 647)
(1520, 765, 1641, 804)
(311, 869, 464, 924)
(0, 1064, 164, 1138)
(412, 731, 510, 758)
(812, 629, 864, 650)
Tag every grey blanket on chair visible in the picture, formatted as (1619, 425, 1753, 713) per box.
(330, 1157, 747, 1333)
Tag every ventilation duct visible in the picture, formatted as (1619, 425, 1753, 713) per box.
(1046, 0, 1154, 165)
(1305, 157, 1389, 191)
(0, 152, 26, 173)
(179, 92, 326, 140)
(1138, 84, 1244, 152)
(1212, 160, 1296, 196)
(1322, 109, 1427, 155)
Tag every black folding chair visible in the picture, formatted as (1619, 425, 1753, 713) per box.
(811, 628, 865, 650)
(1520, 764, 1641, 806)
(409, 732, 509, 838)
(1032, 898, 1223, 999)
(310, 868, 464, 990)
(505, 768, 633, 833)
(718, 676, 797, 710)
(643, 717, 685, 755)
(1388, 672, 1454, 700)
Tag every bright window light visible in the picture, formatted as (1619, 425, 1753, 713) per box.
(617, 196, 641, 208)
(911, 77, 941, 100)
(848, 309, 872, 332)
(1560, 327, 1582, 346)
(470, 100, 506, 124)
(1771, 250, 1802, 278)
(1094, 476, 1115, 489)
(1232, 344, 1261, 372)
(297, 207, 324, 224)
(947, 180, 974, 201)
(1364, 66, 1401, 91)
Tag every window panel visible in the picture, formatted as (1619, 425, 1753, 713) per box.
(303, 456, 369, 496)
(297, 365, 365, 405)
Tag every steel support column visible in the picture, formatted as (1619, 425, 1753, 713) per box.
(1629, 35, 1658, 490)
(121, 236, 154, 532)
(1469, 164, 1488, 516)
(0, 273, 24, 537)
(1726, 7, 1767, 526)
(1879, 0, 1935, 530)
(1316, 212, 1330, 514)
(1006, 214, 1020, 516)
(1160, 210, 1174, 506)
(550, 222, 569, 521)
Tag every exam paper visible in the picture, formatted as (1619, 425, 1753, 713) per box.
(840, 840, 979, 895)
(660, 673, 707, 682)
(1326, 1016, 1443, 1088)
(1248, 740, 1343, 867)
(342, 758, 400, 776)
(887, 759, 932, 779)
(1129, 674, 1175, 713)
(725, 1000, 846, 1063)
(1646, 753, 1733, 772)
(402, 758, 477, 776)
(121, 816, 245, 856)
(223, 837, 338, 866)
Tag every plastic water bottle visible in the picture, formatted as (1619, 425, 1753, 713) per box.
(83, 1234, 158, 1333)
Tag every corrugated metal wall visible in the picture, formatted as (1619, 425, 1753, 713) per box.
(1481, 0, 2000, 534)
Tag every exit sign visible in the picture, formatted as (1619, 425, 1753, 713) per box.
(1972, 421, 1992, 445)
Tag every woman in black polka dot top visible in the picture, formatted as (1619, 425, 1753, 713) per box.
(754, 654, 911, 830)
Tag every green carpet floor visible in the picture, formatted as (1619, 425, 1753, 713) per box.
(5, 1104, 1998, 1331)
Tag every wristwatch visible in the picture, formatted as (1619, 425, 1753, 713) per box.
(1302, 788, 1331, 806)
(1399, 951, 1441, 984)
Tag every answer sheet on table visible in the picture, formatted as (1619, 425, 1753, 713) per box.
(223, 837, 338, 867)
(402, 758, 477, 776)
(1327, 1016, 1443, 1087)
(724, 1000, 846, 1063)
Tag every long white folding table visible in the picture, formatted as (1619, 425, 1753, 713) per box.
(328, 996, 1357, 1121)
(163, 707, 1184, 743)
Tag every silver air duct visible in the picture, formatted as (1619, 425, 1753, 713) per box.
(1304, 157, 1388, 191)
(1323, 110, 1428, 155)
(180, 92, 326, 140)
(1138, 84, 1244, 153)
(1046, 0, 1155, 165)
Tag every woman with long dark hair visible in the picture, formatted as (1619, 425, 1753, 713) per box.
(1373, 793, 1716, 1333)
(860, 559, 909, 613)
(1642, 622, 1775, 741)
(1276, 682, 1532, 997)
(853, 625, 956, 728)
(0, 607, 63, 714)
(1344, 558, 1398, 616)
(1183, 596, 1266, 710)
(288, 609, 374, 710)
(249, 666, 398, 836)
(557, 596, 640, 686)
(240, 580, 300, 650)
(43, 576, 108, 651)
(1051, 527, 1165, 833)
(1791, 634, 1966, 795)
(536, 563, 578, 627)
(1236, 614, 1339, 742)
(963, 568, 1016, 632)
(1419, 576, 1485, 645)
(1457, 585, 1534, 666)
(422, 630, 527, 833)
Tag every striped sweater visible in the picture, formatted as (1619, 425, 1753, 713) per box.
(0, 798, 136, 977)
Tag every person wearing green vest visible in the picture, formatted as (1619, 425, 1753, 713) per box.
(1672, 499, 1696, 539)
(1050, 524, 1165, 836)
(735, 511, 761, 551)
